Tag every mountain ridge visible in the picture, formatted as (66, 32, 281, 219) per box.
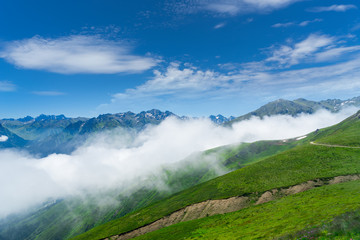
(227, 96, 360, 124)
(0, 96, 359, 155)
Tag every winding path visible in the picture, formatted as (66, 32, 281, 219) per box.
(310, 142, 360, 149)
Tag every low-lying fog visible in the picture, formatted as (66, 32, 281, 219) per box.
(0, 108, 357, 218)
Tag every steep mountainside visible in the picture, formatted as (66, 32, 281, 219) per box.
(228, 97, 360, 124)
(0, 124, 27, 149)
(0, 110, 179, 155)
(0, 139, 301, 240)
(72, 110, 360, 240)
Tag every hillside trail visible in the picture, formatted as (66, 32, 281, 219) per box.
(310, 142, 360, 149)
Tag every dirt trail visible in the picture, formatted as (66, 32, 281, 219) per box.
(310, 142, 360, 149)
(104, 174, 360, 240)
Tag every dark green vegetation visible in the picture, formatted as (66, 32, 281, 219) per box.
(134, 180, 360, 240)
(228, 96, 360, 124)
(279, 208, 360, 239)
(0, 139, 298, 240)
(73, 110, 360, 240)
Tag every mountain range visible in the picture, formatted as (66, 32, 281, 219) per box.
(71, 108, 360, 240)
(228, 96, 360, 124)
(0, 96, 359, 156)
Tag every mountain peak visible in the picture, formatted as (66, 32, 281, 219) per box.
(35, 114, 68, 121)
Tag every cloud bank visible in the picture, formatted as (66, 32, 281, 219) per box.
(0, 35, 157, 74)
(0, 108, 357, 218)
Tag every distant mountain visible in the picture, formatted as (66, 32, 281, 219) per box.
(35, 114, 68, 121)
(1, 97, 359, 155)
(1, 114, 68, 123)
(0, 124, 27, 149)
(0, 110, 180, 156)
(78, 109, 177, 134)
(209, 115, 235, 124)
(227, 97, 360, 125)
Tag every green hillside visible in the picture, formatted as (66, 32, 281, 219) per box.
(0, 139, 298, 240)
(134, 180, 360, 240)
(73, 110, 360, 240)
(310, 110, 360, 147)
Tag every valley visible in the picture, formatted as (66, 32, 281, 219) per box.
(0, 99, 359, 240)
(71, 109, 360, 240)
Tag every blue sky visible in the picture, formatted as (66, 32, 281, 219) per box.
(0, 0, 360, 118)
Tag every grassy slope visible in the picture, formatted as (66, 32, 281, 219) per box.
(73, 145, 360, 240)
(73, 111, 360, 240)
(310, 111, 360, 146)
(134, 180, 360, 240)
(279, 208, 360, 239)
(0, 140, 297, 240)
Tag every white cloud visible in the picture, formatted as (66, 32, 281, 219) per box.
(0, 35, 158, 74)
(214, 22, 226, 29)
(0, 81, 16, 92)
(171, 0, 301, 15)
(0, 108, 356, 218)
(266, 34, 335, 66)
(105, 33, 360, 108)
(0, 135, 8, 142)
(113, 63, 236, 99)
(272, 22, 295, 28)
(272, 19, 322, 28)
(315, 46, 360, 62)
(32, 91, 66, 96)
(308, 4, 357, 12)
(299, 18, 322, 27)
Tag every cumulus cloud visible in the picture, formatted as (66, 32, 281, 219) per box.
(0, 35, 157, 74)
(266, 34, 335, 66)
(0, 81, 16, 92)
(308, 4, 357, 13)
(105, 33, 360, 108)
(113, 63, 237, 99)
(0, 135, 8, 142)
(0, 108, 357, 218)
